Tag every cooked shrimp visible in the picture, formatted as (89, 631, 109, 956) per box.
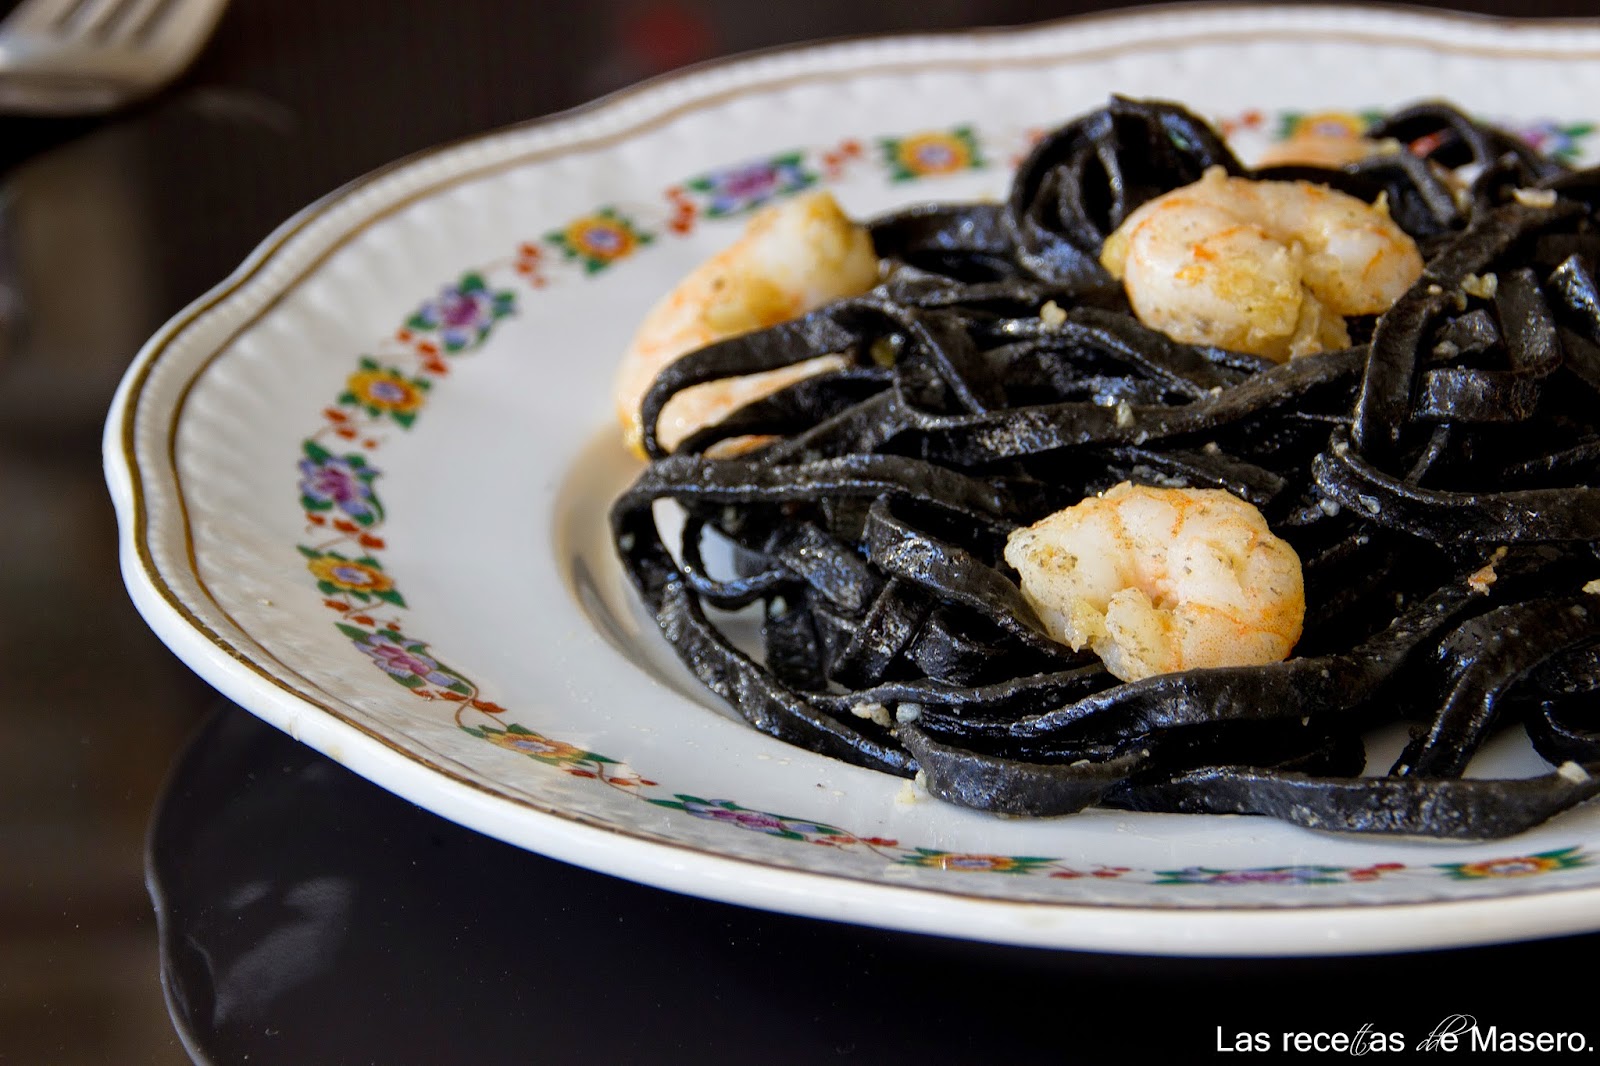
(1099, 166, 1423, 361)
(614, 190, 879, 456)
(1254, 133, 1397, 169)
(1003, 482, 1305, 683)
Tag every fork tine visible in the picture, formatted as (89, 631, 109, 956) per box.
(94, 0, 173, 41)
(125, 0, 227, 51)
(61, 0, 137, 35)
(0, 0, 228, 113)
(0, 0, 92, 34)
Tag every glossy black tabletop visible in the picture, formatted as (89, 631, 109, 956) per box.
(6, 1, 1600, 1062)
(149, 703, 1599, 1064)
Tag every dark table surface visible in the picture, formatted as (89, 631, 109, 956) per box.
(7, 1, 1600, 1063)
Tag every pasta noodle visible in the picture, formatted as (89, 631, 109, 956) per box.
(611, 97, 1600, 838)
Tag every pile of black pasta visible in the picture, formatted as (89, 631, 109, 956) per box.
(611, 97, 1600, 838)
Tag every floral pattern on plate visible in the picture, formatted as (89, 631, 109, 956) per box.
(281, 95, 1600, 892)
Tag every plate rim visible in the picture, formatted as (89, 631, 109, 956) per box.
(106, 2, 1600, 956)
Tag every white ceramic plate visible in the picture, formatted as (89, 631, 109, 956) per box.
(108, 4, 1600, 956)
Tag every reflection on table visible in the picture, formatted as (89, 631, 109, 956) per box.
(151, 703, 1600, 1064)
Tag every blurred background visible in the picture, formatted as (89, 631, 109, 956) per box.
(2, 1, 1598, 1061)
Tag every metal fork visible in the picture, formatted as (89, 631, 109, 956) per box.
(0, 0, 229, 116)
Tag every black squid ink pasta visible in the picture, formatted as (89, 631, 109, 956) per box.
(610, 97, 1600, 838)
